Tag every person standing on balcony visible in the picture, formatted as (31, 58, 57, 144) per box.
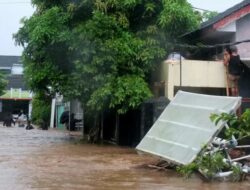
(223, 46, 243, 96)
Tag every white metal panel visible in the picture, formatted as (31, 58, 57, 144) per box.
(136, 91, 241, 165)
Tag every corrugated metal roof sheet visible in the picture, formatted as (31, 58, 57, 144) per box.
(136, 91, 241, 165)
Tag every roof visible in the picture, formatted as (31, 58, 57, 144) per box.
(0, 89, 32, 100)
(0, 55, 22, 68)
(183, 0, 250, 38)
(201, 0, 250, 29)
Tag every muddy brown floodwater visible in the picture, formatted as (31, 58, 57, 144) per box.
(0, 125, 249, 190)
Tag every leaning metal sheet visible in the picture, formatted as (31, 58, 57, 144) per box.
(136, 91, 241, 165)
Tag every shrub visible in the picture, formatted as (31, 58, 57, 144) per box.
(31, 93, 51, 129)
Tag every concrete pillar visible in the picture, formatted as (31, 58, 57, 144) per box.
(28, 100, 32, 119)
(50, 98, 56, 128)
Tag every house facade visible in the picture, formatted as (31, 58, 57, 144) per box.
(183, 0, 250, 65)
(180, 0, 250, 110)
(0, 55, 32, 121)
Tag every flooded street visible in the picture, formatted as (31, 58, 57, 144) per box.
(0, 125, 249, 190)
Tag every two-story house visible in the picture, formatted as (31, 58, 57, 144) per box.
(0, 55, 32, 122)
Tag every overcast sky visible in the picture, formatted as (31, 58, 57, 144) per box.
(187, 0, 243, 12)
(0, 0, 245, 56)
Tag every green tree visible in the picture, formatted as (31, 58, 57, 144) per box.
(14, 6, 72, 95)
(202, 11, 218, 22)
(31, 92, 51, 129)
(14, 0, 199, 131)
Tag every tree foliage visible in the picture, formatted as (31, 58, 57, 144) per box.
(31, 92, 51, 128)
(193, 10, 218, 24)
(210, 109, 250, 139)
(177, 109, 250, 181)
(14, 0, 199, 114)
(202, 11, 218, 22)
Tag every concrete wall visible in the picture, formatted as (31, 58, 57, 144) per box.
(161, 60, 227, 100)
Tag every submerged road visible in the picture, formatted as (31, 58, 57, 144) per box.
(0, 125, 249, 190)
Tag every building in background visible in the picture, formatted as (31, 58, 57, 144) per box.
(0, 55, 32, 121)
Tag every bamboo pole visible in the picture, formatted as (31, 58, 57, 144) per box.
(225, 64, 230, 96)
(223, 49, 231, 96)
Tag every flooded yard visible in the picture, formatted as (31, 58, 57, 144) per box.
(0, 125, 249, 190)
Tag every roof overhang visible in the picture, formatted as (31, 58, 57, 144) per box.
(0, 89, 33, 100)
(0, 98, 32, 101)
(182, 2, 250, 41)
(213, 4, 250, 30)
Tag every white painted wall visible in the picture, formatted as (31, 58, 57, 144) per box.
(162, 60, 227, 100)
(50, 98, 56, 128)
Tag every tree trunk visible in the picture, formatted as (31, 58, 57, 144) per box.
(100, 112, 104, 143)
(114, 113, 119, 144)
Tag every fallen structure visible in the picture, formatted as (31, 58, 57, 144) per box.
(136, 91, 250, 179)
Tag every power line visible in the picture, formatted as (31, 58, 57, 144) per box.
(191, 6, 215, 12)
(168, 39, 250, 50)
